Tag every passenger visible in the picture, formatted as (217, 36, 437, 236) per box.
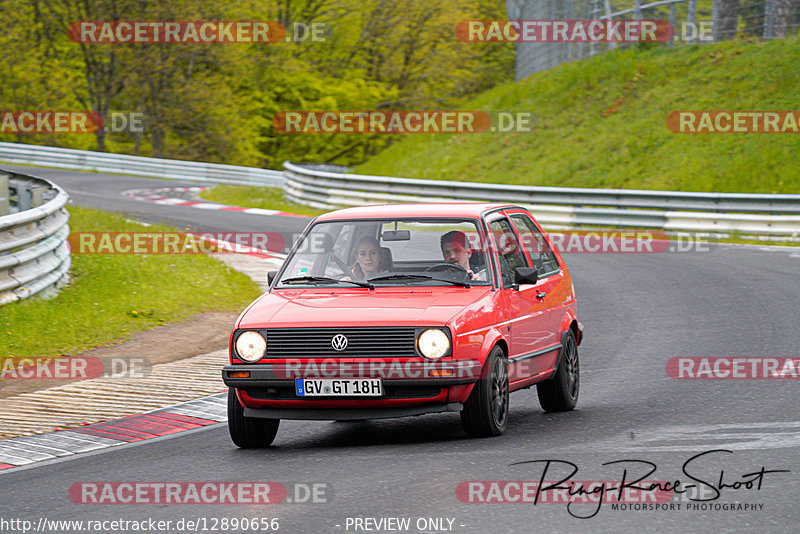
(349, 236, 387, 280)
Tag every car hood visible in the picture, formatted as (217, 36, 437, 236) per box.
(237, 286, 493, 328)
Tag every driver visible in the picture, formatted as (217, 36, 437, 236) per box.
(440, 231, 486, 281)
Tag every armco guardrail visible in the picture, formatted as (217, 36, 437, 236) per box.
(0, 142, 284, 187)
(283, 162, 800, 236)
(0, 169, 71, 306)
(0, 143, 797, 237)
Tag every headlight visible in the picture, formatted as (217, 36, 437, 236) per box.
(417, 329, 450, 360)
(235, 331, 266, 362)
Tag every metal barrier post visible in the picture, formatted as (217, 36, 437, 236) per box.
(30, 185, 46, 208)
(0, 174, 8, 216)
(711, 0, 720, 41)
(764, 0, 777, 39)
(688, 0, 697, 24)
(687, 0, 698, 43)
(603, 0, 617, 50)
(669, 3, 677, 45)
(590, 0, 603, 56)
(15, 180, 32, 211)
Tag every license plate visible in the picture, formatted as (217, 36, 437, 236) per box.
(295, 378, 383, 397)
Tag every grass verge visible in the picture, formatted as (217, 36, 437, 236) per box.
(356, 37, 800, 194)
(1, 206, 261, 359)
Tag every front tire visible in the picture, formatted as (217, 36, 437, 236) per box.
(227, 388, 280, 448)
(537, 330, 579, 412)
(461, 346, 509, 438)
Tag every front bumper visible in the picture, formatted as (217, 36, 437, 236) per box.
(221, 361, 482, 388)
(223, 361, 481, 416)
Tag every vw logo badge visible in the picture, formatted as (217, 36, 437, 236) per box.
(331, 334, 348, 351)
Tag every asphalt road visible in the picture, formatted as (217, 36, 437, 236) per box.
(6, 164, 310, 242)
(2, 166, 799, 533)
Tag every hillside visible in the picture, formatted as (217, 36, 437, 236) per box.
(356, 38, 800, 193)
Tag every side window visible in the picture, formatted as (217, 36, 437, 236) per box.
(488, 218, 528, 288)
(510, 214, 560, 276)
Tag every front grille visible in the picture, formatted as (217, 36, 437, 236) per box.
(265, 327, 417, 358)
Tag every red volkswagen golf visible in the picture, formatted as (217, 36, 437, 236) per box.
(222, 203, 583, 447)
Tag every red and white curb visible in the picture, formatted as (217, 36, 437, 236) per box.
(123, 186, 304, 218)
(119, 186, 289, 261)
(0, 187, 293, 472)
(191, 233, 285, 261)
(0, 393, 226, 472)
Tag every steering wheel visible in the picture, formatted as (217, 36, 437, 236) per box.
(425, 263, 468, 275)
(330, 254, 353, 276)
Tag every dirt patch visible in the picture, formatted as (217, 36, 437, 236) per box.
(0, 311, 237, 399)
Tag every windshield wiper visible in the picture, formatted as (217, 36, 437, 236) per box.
(280, 276, 374, 289)
(368, 274, 430, 282)
(369, 274, 470, 288)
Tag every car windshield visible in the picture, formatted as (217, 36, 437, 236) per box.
(277, 218, 493, 287)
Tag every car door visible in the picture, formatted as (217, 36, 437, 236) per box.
(486, 214, 556, 385)
(508, 209, 569, 363)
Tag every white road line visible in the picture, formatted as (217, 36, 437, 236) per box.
(565, 420, 800, 453)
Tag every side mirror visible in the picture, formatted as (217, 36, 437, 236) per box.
(267, 271, 278, 286)
(514, 267, 538, 286)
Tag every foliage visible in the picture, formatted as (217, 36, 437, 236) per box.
(0, 0, 513, 167)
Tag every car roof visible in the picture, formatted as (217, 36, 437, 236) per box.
(315, 203, 519, 221)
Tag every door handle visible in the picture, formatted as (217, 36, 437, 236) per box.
(536, 292, 547, 299)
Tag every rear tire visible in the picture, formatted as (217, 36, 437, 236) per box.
(461, 346, 509, 438)
(227, 388, 280, 448)
(537, 330, 579, 412)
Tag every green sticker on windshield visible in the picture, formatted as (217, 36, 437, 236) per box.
(295, 267, 309, 276)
